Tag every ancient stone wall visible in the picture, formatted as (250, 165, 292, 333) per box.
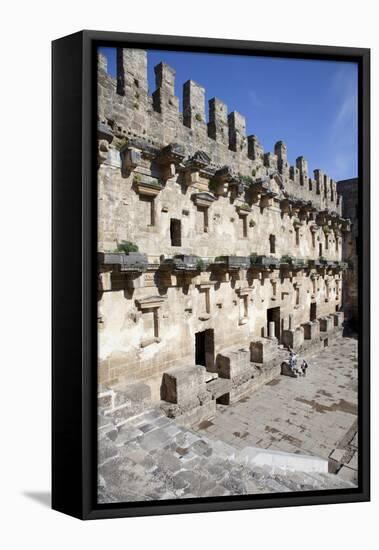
(337, 178, 358, 330)
(97, 49, 351, 401)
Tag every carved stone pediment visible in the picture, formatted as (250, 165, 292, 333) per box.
(191, 192, 216, 208)
(157, 143, 186, 165)
(214, 165, 238, 183)
(186, 150, 211, 170)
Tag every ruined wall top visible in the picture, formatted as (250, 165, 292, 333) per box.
(98, 48, 343, 215)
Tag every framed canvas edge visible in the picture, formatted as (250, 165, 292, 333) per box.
(52, 30, 370, 521)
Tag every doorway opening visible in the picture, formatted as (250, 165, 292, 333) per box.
(170, 218, 181, 246)
(267, 307, 280, 340)
(310, 302, 317, 322)
(195, 329, 215, 371)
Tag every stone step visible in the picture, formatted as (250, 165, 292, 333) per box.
(237, 446, 329, 474)
(206, 377, 232, 399)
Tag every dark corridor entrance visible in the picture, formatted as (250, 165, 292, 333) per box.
(267, 307, 281, 340)
(310, 302, 317, 321)
(195, 329, 215, 370)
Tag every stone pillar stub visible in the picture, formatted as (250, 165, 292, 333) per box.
(228, 111, 246, 153)
(288, 314, 293, 330)
(116, 47, 148, 100)
(152, 62, 179, 114)
(247, 135, 264, 161)
(183, 80, 206, 128)
(98, 52, 107, 73)
(208, 97, 229, 146)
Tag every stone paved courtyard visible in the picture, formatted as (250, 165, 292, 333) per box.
(98, 335, 358, 502)
(197, 335, 358, 481)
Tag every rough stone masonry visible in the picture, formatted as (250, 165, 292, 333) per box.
(97, 48, 356, 429)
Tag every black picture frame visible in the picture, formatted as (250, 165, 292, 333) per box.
(52, 30, 370, 520)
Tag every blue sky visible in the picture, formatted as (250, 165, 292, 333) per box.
(99, 47, 358, 181)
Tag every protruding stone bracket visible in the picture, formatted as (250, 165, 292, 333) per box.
(191, 192, 216, 208)
(97, 122, 114, 165)
(160, 254, 201, 274)
(250, 255, 280, 271)
(134, 174, 163, 197)
(98, 121, 114, 143)
(209, 165, 238, 196)
(236, 204, 251, 216)
(98, 252, 148, 274)
(120, 146, 142, 173)
(157, 143, 185, 166)
(156, 143, 186, 181)
(136, 295, 167, 310)
(184, 151, 213, 187)
(213, 256, 250, 272)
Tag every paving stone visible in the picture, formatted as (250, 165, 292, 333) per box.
(337, 465, 358, 484)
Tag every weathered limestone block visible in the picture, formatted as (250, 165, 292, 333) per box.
(333, 311, 344, 328)
(281, 326, 305, 350)
(319, 316, 334, 333)
(302, 320, 320, 341)
(161, 364, 206, 404)
(215, 348, 251, 381)
(250, 337, 278, 363)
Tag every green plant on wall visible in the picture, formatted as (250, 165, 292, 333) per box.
(195, 113, 202, 122)
(238, 175, 254, 186)
(280, 254, 293, 264)
(208, 179, 219, 192)
(196, 258, 205, 271)
(115, 241, 139, 254)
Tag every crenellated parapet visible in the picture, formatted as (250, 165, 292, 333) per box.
(98, 48, 344, 215)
